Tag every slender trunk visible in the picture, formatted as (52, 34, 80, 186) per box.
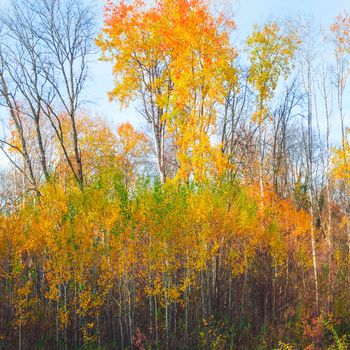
(0, 72, 37, 190)
(35, 118, 50, 181)
(119, 282, 124, 350)
(149, 294, 153, 343)
(306, 58, 319, 313)
(272, 265, 276, 323)
(74, 280, 77, 349)
(200, 271, 206, 319)
(164, 269, 169, 350)
(258, 98, 265, 203)
(64, 284, 67, 350)
(56, 291, 60, 349)
(310, 205, 319, 312)
(326, 91, 332, 313)
(239, 266, 248, 326)
(18, 307, 22, 350)
(70, 111, 83, 189)
(154, 295, 159, 348)
(128, 281, 133, 349)
(154, 123, 166, 184)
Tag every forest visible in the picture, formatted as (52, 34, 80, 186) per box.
(0, 0, 350, 349)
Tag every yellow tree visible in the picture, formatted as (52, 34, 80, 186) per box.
(331, 13, 350, 296)
(97, 0, 236, 183)
(115, 122, 150, 187)
(333, 130, 350, 183)
(97, 0, 172, 183)
(332, 129, 350, 267)
(330, 12, 350, 146)
(247, 22, 297, 198)
(157, 0, 236, 182)
(54, 113, 117, 185)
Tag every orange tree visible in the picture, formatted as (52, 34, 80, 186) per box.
(97, 0, 237, 183)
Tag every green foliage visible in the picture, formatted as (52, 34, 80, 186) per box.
(324, 316, 349, 350)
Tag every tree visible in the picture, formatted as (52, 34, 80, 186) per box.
(97, 0, 172, 183)
(0, 0, 96, 190)
(247, 21, 297, 199)
(115, 122, 151, 187)
(97, 0, 236, 183)
(296, 17, 321, 313)
(330, 13, 350, 148)
(0, 4, 50, 182)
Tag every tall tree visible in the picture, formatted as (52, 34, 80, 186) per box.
(97, 0, 236, 183)
(247, 21, 297, 199)
(297, 18, 320, 313)
(0, 0, 96, 190)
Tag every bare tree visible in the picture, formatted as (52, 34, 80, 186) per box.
(0, 2, 52, 182)
(220, 66, 256, 180)
(297, 17, 320, 313)
(0, 54, 38, 191)
(272, 78, 304, 197)
(318, 56, 333, 311)
(0, 0, 96, 190)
